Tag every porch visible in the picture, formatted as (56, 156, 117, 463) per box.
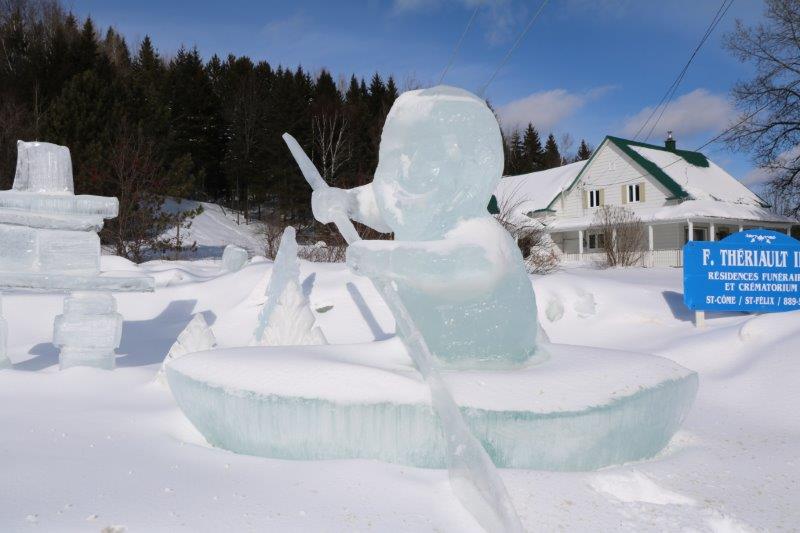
(551, 219, 794, 268)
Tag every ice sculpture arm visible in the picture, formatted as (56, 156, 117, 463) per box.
(311, 184, 393, 234)
(346, 239, 499, 292)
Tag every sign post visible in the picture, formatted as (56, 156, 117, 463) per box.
(684, 229, 800, 326)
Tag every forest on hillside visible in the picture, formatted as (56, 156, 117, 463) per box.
(0, 0, 592, 258)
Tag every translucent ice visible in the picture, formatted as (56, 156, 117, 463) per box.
(221, 244, 248, 273)
(167, 341, 699, 470)
(13, 141, 74, 194)
(252, 227, 326, 346)
(157, 314, 216, 385)
(53, 292, 122, 370)
(311, 86, 538, 367)
(0, 141, 151, 292)
(0, 295, 9, 369)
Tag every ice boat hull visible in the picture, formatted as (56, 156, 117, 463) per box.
(167, 340, 698, 470)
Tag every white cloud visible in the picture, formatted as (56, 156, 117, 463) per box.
(497, 86, 614, 132)
(622, 89, 734, 139)
(741, 144, 800, 186)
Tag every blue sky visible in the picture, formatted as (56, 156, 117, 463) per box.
(68, 0, 768, 184)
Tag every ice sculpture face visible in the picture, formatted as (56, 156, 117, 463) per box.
(373, 86, 503, 241)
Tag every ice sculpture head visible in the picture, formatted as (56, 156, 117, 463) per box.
(373, 86, 503, 240)
(13, 141, 74, 194)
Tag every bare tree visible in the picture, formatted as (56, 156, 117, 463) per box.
(259, 210, 287, 260)
(494, 183, 560, 274)
(762, 181, 800, 217)
(559, 133, 575, 165)
(104, 127, 200, 262)
(724, 0, 800, 216)
(590, 205, 646, 267)
(311, 111, 350, 183)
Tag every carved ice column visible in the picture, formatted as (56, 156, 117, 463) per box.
(53, 292, 122, 370)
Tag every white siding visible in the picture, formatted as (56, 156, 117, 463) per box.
(557, 141, 674, 219)
(652, 224, 680, 250)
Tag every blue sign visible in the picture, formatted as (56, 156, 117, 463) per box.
(684, 229, 800, 313)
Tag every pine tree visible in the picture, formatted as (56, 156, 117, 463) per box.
(543, 133, 562, 169)
(576, 139, 593, 161)
(522, 123, 544, 173)
(506, 130, 525, 175)
(165, 46, 226, 199)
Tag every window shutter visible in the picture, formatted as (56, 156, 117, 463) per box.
(599, 189, 605, 206)
(640, 183, 646, 203)
(621, 185, 627, 204)
(583, 190, 588, 209)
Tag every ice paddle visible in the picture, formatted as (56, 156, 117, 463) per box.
(283, 133, 524, 533)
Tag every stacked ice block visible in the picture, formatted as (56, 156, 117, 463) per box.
(0, 141, 152, 292)
(53, 292, 123, 370)
(1, 142, 113, 275)
(0, 141, 155, 370)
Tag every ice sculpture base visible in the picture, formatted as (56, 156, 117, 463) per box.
(0, 272, 155, 293)
(167, 339, 698, 470)
(54, 292, 123, 371)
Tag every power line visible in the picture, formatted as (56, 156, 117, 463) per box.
(592, 102, 771, 189)
(439, 4, 481, 85)
(633, 0, 734, 142)
(478, 0, 550, 97)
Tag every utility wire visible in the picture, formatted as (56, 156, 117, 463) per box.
(633, 0, 734, 142)
(479, 0, 549, 97)
(439, 3, 481, 85)
(584, 101, 772, 189)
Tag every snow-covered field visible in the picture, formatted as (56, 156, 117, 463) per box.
(1, 256, 798, 532)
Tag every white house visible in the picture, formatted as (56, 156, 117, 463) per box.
(493, 134, 796, 267)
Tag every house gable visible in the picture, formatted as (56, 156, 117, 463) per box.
(555, 139, 676, 218)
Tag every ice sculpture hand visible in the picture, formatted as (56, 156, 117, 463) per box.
(346, 241, 389, 279)
(311, 187, 351, 225)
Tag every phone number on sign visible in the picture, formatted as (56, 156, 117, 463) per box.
(704, 295, 800, 306)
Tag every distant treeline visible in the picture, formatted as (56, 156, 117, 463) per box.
(0, 0, 593, 254)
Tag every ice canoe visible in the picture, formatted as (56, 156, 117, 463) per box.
(166, 339, 697, 470)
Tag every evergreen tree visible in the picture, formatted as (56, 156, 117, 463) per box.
(165, 46, 225, 199)
(543, 133, 562, 169)
(521, 123, 544, 173)
(506, 130, 525, 175)
(576, 139, 593, 161)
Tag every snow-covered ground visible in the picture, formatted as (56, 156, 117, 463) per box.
(1, 258, 798, 531)
(158, 200, 266, 259)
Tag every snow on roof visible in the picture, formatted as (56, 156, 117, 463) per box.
(545, 199, 795, 232)
(628, 145, 766, 206)
(493, 160, 584, 216)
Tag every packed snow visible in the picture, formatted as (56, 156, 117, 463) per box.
(159, 199, 266, 259)
(1, 255, 798, 531)
(493, 161, 583, 216)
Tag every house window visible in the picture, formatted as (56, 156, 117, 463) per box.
(627, 184, 641, 203)
(588, 189, 602, 208)
(585, 231, 605, 250)
(685, 227, 708, 242)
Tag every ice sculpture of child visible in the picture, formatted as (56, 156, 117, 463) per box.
(312, 86, 538, 367)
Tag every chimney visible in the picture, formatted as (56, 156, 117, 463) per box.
(665, 131, 676, 151)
